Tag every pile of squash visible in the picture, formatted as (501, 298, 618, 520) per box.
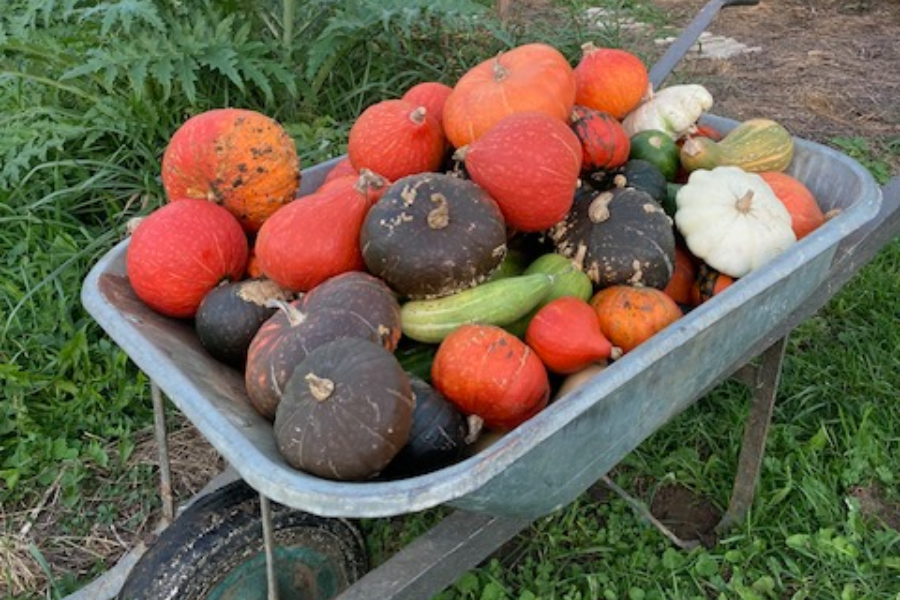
(125, 41, 828, 482)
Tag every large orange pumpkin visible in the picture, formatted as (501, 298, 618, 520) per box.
(161, 108, 300, 233)
(574, 43, 649, 120)
(442, 42, 576, 149)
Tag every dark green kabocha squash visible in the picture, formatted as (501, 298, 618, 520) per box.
(360, 172, 508, 299)
(194, 278, 293, 368)
(548, 185, 676, 290)
(381, 377, 474, 478)
(244, 272, 402, 421)
(585, 158, 668, 205)
(274, 337, 414, 481)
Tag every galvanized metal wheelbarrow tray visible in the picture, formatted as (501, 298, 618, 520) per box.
(71, 0, 899, 598)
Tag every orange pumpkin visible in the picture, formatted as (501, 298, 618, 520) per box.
(574, 44, 649, 120)
(402, 81, 454, 129)
(161, 108, 300, 233)
(431, 324, 550, 431)
(442, 42, 576, 149)
(759, 171, 825, 239)
(348, 99, 446, 181)
(457, 111, 582, 232)
(590, 285, 682, 354)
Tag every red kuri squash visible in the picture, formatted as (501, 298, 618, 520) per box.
(348, 99, 445, 181)
(758, 171, 826, 239)
(456, 111, 582, 232)
(126, 200, 248, 318)
(431, 324, 550, 431)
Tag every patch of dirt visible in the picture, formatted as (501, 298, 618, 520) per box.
(849, 484, 900, 530)
(649, 0, 900, 148)
(649, 482, 723, 547)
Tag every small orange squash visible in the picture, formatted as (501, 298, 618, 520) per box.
(456, 111, 582, 232)
(574, 43, 649, 120)
(348, 99, 445, 181)
(525, 296, 615, 374)
(570, 105, 631, 172)
(590, 285, 682, 354)
(431, 324, 550, 431)
(442, 42, 576, 149)
(758, 171, 825, 239)
(161, 108, 300, 233)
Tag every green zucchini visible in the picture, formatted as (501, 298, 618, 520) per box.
(400, 273, 553, 343)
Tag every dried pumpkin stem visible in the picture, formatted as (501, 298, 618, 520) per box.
(355, 168, 386, 195)
(305, 373, 335, 402)
(409, 106, 428, 126)
(492, 53, 510, 82)
(735, 190, 755, 214)
(239, 279, 292, 306)
(588, 191, 614, 223)
(427, 193, 450, 229)
(266, 299, 306, 327)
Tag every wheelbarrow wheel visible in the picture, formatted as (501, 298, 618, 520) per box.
(117, 479, 368, 600)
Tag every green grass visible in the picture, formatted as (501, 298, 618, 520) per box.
(1, 0, 899, 598)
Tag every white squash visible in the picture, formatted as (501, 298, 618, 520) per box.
(622, 84, 714, 139)
(674, 166, 796, 278)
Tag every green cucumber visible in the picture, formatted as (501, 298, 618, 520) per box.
(485, 247, 531, 282)
(502, 253, 596, 338)
(400, 274, 553, 343)
(523, 253, 593, 303)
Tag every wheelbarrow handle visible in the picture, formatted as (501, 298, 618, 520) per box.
(649, 0, 761, 90)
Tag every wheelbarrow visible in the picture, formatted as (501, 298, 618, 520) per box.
(69, 0, 899, 597)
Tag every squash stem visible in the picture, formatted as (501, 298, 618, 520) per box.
(305, 373, 335, 402)
(736, 190, 755, 214)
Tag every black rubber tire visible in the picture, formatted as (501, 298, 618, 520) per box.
(117, 480, 368, 600)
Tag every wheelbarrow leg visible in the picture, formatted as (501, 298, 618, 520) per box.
(151, 381, 175, 524)
(717, 334, 790, 532)
(260, 493, 281, 600)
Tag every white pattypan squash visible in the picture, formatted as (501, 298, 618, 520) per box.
(622, 84, 713, 140)
(675, 166, 796, 278)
